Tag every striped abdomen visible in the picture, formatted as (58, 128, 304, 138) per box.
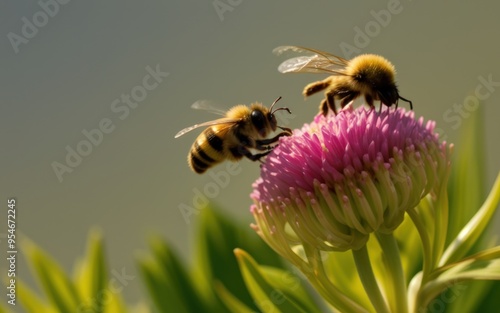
(188, 127, 233, 174)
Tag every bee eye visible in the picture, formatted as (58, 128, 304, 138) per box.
(268, 113, 277, 125)
(251, 110, 266, 131)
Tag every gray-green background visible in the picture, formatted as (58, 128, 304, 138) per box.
(2, 0, 500, 309)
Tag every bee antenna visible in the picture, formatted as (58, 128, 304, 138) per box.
(272, 107, 292, 115)
(269, 96, 292, 115)
(269, 96, 282, 112)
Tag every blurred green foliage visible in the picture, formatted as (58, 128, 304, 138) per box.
(5, 106, 500, 313)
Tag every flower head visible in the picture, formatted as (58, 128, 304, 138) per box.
(251, 107, 450, 252)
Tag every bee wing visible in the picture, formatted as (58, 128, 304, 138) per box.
(174, 117, 240, 138)
(273, 46, 349, 75)
(191, 100, 227, 116)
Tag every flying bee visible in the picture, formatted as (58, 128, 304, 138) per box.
(175, 97, 292, 174)
(273, 46, 412, 116)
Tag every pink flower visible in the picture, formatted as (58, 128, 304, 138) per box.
(251, 107, 450, 251)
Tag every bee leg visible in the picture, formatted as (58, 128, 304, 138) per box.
(340, 92, 359, 110)
(319, 99, 328, 116)
(303, 79, 330, 97)
(255, 131, 292, 150)
(230, 145, 271, 162)
(323, 91, 337, 115)
(277, 126, 293, 134)
(364, 94, 375, 110)
(243, 147, 272, 162)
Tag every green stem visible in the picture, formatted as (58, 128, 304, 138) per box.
(407, 207, 433, 280)
(352, 245, 391, 313)
(376, 232, 409, 313)
(302, 244, 370, 313)
(432, 170, 450, 269)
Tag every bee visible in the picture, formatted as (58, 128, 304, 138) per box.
(273, 46, 412, 116)
(175, 97, 292, 174)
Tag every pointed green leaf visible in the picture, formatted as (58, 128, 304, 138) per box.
(0, 303, 10, 313)
(440, 172, 500, 265)
(138, 237, 207, 313)
(23, 239, 81, 312)
(436, 246, 500, 277)
(74, 229, 107, 313)
(235, 248, 318, 313)
(214, 281, 256, 313)
(445, 280, 494, 313)
(102, 287, 130, 313)
(419, 246, 500, 310)
(469, 280, 500, 313)
(259, 265, 322, 313)
(139, 257, 187, 313)
(192, 206, 284, 312)
(16, 280, 55, 313)
(447, 103, 486, 244)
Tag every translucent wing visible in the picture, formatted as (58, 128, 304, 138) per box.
(191, 100, 227, 116)
(174, 117, 240, 138)
(273, 45, 349, 75)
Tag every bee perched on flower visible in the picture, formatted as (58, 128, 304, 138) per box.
(274, 46, 413, 115)
(250, 106, 452, 313)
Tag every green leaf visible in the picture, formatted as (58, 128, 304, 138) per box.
(445, 280, 495, 313)
(447, 104, 486, 245)
(470, 280, 500, 312)
(418, 246, 500, 311)
(192, 206, 284, 312)
(235, 248, 320, 313)
(260, 265, 322, 313)
(440, 172, 500, 265)
(74, 229, 107, 313)
(101, 287, 130, 313)
(22, 239, 81, 312)
(17, 233, 135, 313)
(433, 246, 500, 280)
(0, 303, 11, 313)
(214, 281, 256, 313)
(16, 280, 55, 313)
(138, 237, 207, 313)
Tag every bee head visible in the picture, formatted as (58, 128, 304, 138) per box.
(377, 84, 400, 107)
(250, 108, 270, 137)
(251, 97, 292, 137)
